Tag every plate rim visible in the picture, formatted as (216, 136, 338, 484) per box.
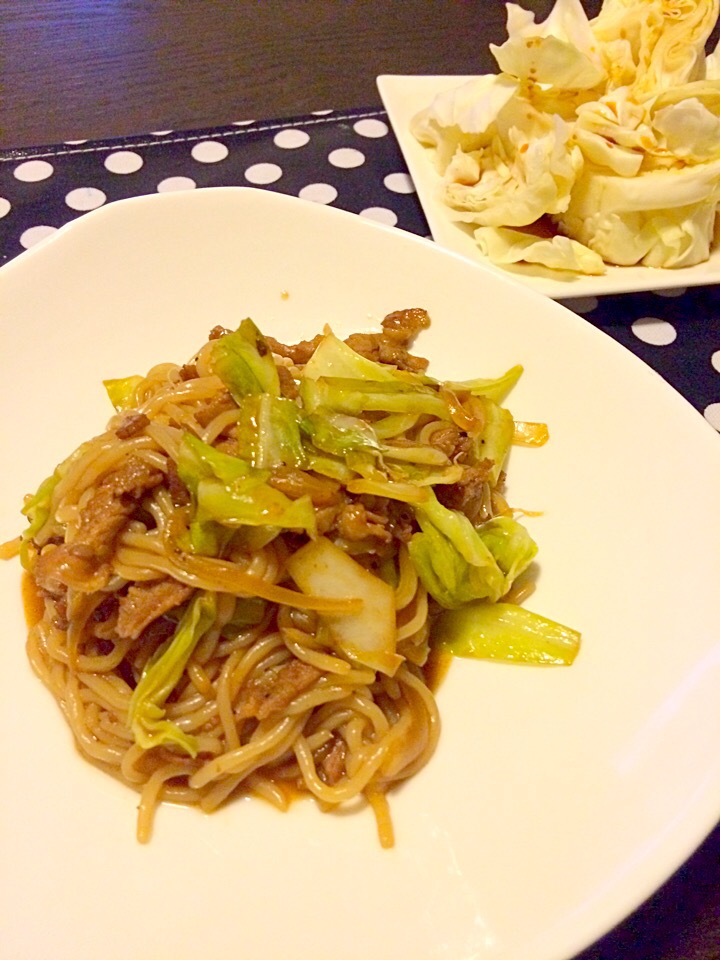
(2, 186, 720, 960)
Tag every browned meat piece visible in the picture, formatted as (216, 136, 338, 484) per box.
(115, 412, 150, 440)
(343, 332, 429, 373)
(425, 423, 461, 458)
(314, 503, 342, 536)
(208, 325, 230, 340)
(34, 544, 100, 596)
(336, 501, 392, 543)
(33, 456, 164, 594)
(166, 459, 191, 506)
(239, 659, 321, 720)
(276, 364, 299, 400)
(318, 737, 347, 786)
(92, 594, 118, 622)
(116, 578, 194, 640)
(79, 457, 165, 554)
(384, 501, 416, 543)
(268, 467, 342, 506)
(178, 362, 199, 381)
(194, 390, 236, 427)
(436, 461, 494, 524)
(266, 334, 324, 365)
(381, 307, 431, 344)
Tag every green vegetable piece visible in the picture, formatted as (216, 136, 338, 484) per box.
(470, 396, 515, 484)
(19, 470, 61, 568)
(237, 394, 306, 469)
(477, 516, 538, 586)
(303, 410, 382, 458)
(409, 492, 506, 608)
(209, 318, 280, 400)
(302, 331, 402, 382)
(103, 375, 144, 412)
(371, 412, 420, 439)
(177, 433, 252, 497)
(436, 602, 581, 666)
(128, 592, 217, 756)
(385, 460, 464, 486)
(197, 476, 316, 536)
(301, 376, 450, 420)
(443, 364, 524, 404)
(177, 432, 312, 547)
(305, 452, 356, 484)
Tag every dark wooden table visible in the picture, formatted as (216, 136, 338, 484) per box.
(2, 2, 719, 959)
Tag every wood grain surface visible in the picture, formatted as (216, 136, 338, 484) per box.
(2, 3, 719, 960)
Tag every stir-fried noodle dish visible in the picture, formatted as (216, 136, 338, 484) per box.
(8, 308, 579, 844)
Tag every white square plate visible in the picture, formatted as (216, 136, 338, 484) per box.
(378, 74, 720, 299)
(1, 188, 720, 960)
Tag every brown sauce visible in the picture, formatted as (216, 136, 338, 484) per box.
(423, 644, 453, 692)
(21, 571, 44, 628)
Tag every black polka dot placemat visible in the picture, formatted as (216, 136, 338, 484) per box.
(1, 107, 719, 432)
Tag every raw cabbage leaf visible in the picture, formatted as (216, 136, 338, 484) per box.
(444, 113, 583, 227)
(491, 0, 605, 89)
(475, 225, 606, 275)
(556, 158, 720, 267)
(652, 96, 720, 163)
(410, 75, 521, 173)
(591, 0, 719, 96)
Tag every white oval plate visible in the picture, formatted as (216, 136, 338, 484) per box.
(378, 74, 720, 299)
(1, 187, 720, 960)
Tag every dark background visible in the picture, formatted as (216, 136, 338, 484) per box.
(2, 0, 603, 149)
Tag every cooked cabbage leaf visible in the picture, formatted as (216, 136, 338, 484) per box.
(437, 601, 580, 665)
(129, 592, 217, 756)
(209, 318, 280, 399)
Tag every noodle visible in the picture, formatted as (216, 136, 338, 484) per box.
(10, 307, 534, 846)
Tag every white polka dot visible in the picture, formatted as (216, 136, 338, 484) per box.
(157, 176, 197, 193)
(328, 148, 365, 169)
(63, 139, 88, 145)
(354, 118, 389, 138)
(298, 183, 337, 204)
(191, 140, 229, 163)
(384, 172, 415, 194)
(704, 402, 720, 430)
(232, 119, 256, 126)
(561, 296, 599, 314)
(104, 150, 143, 174)
(654, 287, 688, 298)
(631, 316, 677, 346)
(711, 350, 720, 374)
(244, 162, 283, 185)
(20, 225, 58, 249)
(360, 207, 398, 226)
(312, 109, 333, 116)
(151, 129, 173, 136)
(0, 197, 10, 219)
(274, 129, 310, 149)
(14, 159, 54, 182)
(64, 187, 106, 212)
